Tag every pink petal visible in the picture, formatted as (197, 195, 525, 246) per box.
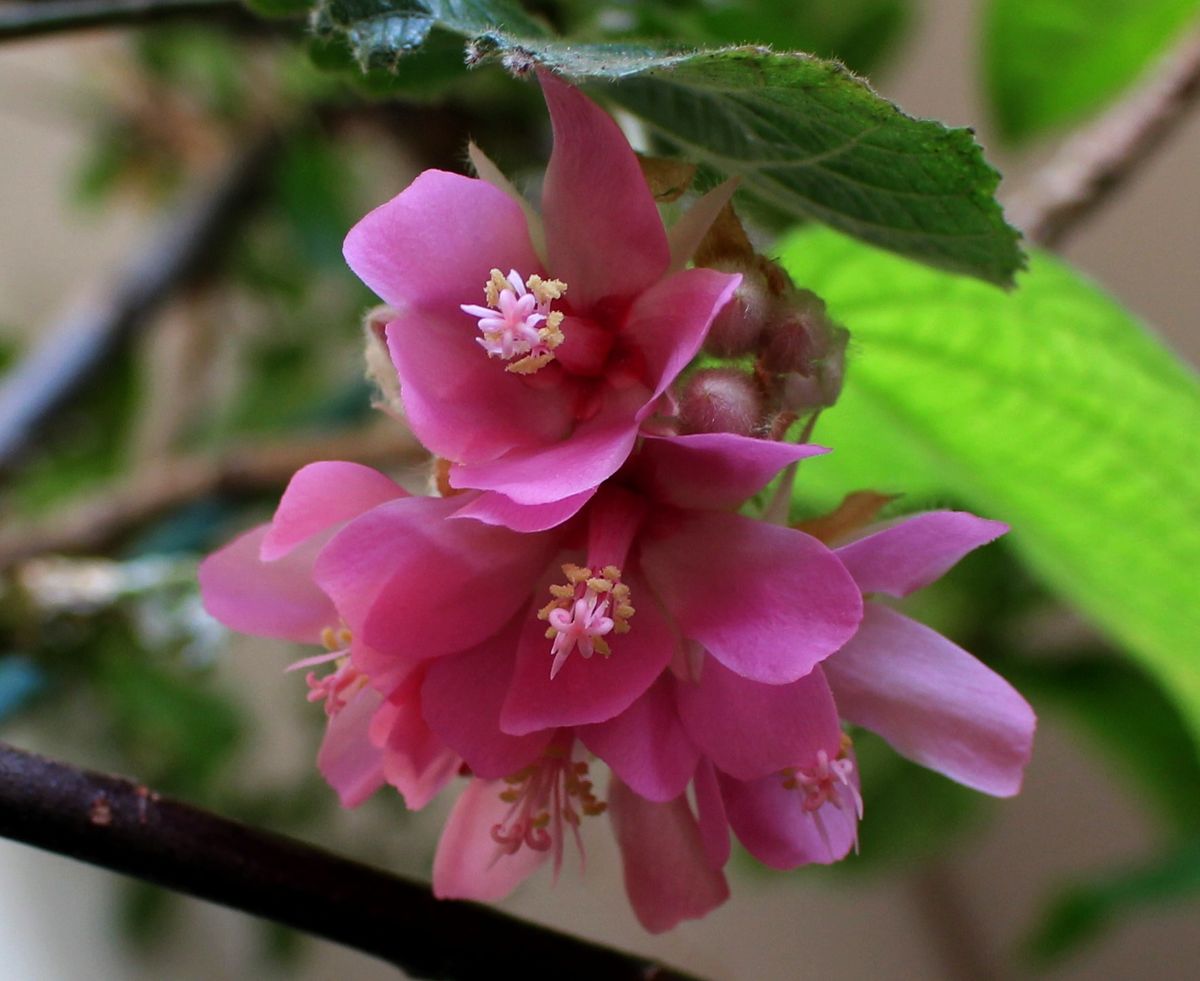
(500, 572, 676, 735)
(641, 511, 862, 684)
(421, 618, 555, 780)
(386, 310, 573, 465)
(344, 169, 539, 311)
(675, 659, 842, 779)
(608, 776, 730, 933)
(199, 526, 334, 644)
(579, 675, 699, 802)
(625, 267, 741, 408)
(835, 510, 1008, 596)
(451, 487, 596, 532)
(449, 398, 640, 505)
(261, 462, 406, 561)
(317, 685, 386, 808)
(823, 604, 1035, 796)
(539, 70, 669, 308)
(637, 433, 829, 511)
(314, 495, 556, 666)
(693, 758, 731, 869)
(371, 669, 461, 811)
(433, 778, 549, 901)
(719, 769, 860, 869)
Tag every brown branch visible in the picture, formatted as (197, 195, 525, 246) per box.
(1009, 26, 1200, 248)
(0, 0, 245, 42)
(0, 132, 276, 476)
(0, 421, 425, 570)
(0, 740, 701, 981)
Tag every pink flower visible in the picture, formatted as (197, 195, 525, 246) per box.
(343, 70, 741, 531)
(198, 462, 462, 810)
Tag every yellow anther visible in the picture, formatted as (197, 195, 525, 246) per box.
(593, 636, 611, 657)
(483, 267, 511, 307)
(531, 812, 551, 829)
(507, 352, 555, 375)
(586, 577, 613, 593)
(526, 274, 567, 305)
(549, 584, 574, 599)
(563, 564, 591, 584)
(499, 789, 521, 802)
(545, 626, 557, 640)
(602, 565, 622, 581)
(320, 626, 338, 651)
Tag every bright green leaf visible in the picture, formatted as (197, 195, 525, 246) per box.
(780, 227, 1200, 748)
(984, 0, 1200, 142)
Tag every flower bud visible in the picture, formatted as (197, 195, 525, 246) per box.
(677, 368, 763, 436)
(703, 263, 771, 358)
(759, 289, 829, 375)
(778, 325, 848, 412)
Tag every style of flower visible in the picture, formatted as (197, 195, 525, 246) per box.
(343, 70, 742, 532)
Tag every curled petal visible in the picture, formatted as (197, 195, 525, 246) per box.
(641, 511, 862, 684)
(823, 604, 1035, 796)
(835, 510, 1007, 597)
(675, 659, 842, 780)
(344, 169, 539, 311)
(433, 778, 549, 901)
(539, 70, 669, 308)
(199, 526, 334, 644)
(579, 675, 699, 803)
(637, 433, 828, 511)
(608, 776, 730, 933)
(261, 462, 406, 562)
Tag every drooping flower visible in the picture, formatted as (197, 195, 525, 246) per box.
(343, 70, 742, 531)
(198, 461, 463, 810)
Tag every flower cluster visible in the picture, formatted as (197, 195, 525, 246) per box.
(200, 71, 1035, 932)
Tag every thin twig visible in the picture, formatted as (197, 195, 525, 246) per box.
(1009, 26, 1200, 248)
(0, 421, 425, 570)
(0, 0, 243, 42)
(910, 862, 1005, 981)
(0, 132, 276, 476)
(0, 741, 701, 981)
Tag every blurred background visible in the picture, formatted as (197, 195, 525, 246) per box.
(0, 1, 1197, 978)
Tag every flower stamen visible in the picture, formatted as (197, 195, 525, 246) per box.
(461, 267, 568, 374)
(779, 732, 862, 855)
(538, 563, 635, 678)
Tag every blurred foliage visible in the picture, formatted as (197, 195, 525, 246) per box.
(984, 0, 1200, 143)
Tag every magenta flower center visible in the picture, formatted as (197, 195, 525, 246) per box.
(460, 268, 567, 374)
(538, 563, 635, 678)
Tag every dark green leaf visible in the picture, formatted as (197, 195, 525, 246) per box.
(621, 0, 911, 76)
(779, 227, 1200, 746)
(1025, 838, 1200, 963)
(984, 0, 1200, 142)
(310, 1, 1022, 284)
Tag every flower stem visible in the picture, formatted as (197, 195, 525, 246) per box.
(0, 0, 244, 42)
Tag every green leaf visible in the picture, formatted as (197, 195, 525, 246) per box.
(984, 0, 1200, 142)
(310, 1, 1023, 284)
(1001, 654, 1200, 836)
(1025, 838, 1200, 963)
(779, 227, 1200, 748)
(625, 0, 911, 76)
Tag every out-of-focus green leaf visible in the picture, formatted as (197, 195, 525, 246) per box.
(845, 729, 984, 871)
(98, 654, 243, 795)
(242, 0, 309, 17)
(780, 227, 1200, 750)
(1025, 838, 1200, 964)
(1003, 654, 1200, 836)
(984, 0, 1200, 142)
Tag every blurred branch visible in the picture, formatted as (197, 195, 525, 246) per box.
(0, 0, 242, 42)
(1011, 26, 1200, 248)
(0, 421, 425, 569)
(0, 132, 276, 477)
(0, 741, 700, 981)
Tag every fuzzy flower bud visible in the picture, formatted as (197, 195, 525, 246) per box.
(703, 262, 772, 358)
(677, 368, 763, 436)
